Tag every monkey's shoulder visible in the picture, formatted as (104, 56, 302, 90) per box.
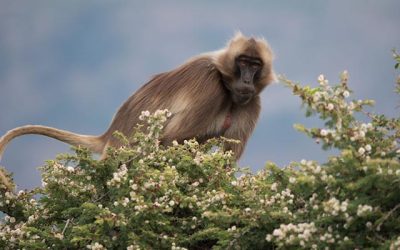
(146, 57, 223, 98)
(179, 56, 220, 75)
(148, 56, 218, 84)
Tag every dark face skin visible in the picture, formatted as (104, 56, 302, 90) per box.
(228, 55, 263, 105)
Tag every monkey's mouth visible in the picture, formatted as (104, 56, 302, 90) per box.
(232, 93, 253, 105)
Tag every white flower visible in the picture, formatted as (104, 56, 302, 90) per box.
(365, 144, 372, 151)
(131, 184, 138, 190)
(313, 92, 321, 102)
(66, 166, 75, 172)
(314, 165, 321, 174)
(9, 217, 16, 223)
(340, 200, 348, 212)
(358, 147, 366, 155)
(87, 242, 105, 250)
(289, 177, 296, 184)
(348, 102, 356, 110)
(357, 204, 373, 216)
(324, 197, 341, 216)
(272, 228, 283, 237)
(271, 182, 278, 192)
(343, 91, 350, 98)
(320, 129, 328, 136)
(390, 236, 400, 250)
(139, 110, 151, 120)
(318, 74, 328, 85)
(122, 197, 130, 207)
(327, 103, 334, 111)
(360, 123, 368, 131)
(169, 200, 175, 207)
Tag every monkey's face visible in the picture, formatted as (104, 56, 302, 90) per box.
(227, 55, 262, 105)
(216, 34, 275, 105)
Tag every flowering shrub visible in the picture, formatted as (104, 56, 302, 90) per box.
(1, 63, 399, 249)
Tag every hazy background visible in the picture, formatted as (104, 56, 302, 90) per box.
(1, 1, 399, 190)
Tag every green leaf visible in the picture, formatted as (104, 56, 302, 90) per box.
(293, 123, 307, 133)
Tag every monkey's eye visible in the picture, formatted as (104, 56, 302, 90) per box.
(251, 63, 261, 70)
(238, 60, 247, 67)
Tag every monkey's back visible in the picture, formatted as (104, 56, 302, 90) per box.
(103, 57, 230, 147)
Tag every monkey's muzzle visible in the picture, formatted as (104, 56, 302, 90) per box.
(232, 90, 254, 105)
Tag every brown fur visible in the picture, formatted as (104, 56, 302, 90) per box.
(0, 32, 275, 191)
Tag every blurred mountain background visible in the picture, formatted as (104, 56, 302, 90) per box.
(0, 1, 399, 190)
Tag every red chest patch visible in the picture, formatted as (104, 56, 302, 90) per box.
(222, 112, 232, 131)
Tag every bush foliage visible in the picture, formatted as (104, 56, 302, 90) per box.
(1, 64, 399, 249)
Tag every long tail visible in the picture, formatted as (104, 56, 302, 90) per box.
(0, 125, 106, 160)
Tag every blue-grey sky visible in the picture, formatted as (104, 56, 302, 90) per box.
(1, 1, 399, 190)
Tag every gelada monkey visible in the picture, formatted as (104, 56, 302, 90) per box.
(0, 32, 275, 189)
